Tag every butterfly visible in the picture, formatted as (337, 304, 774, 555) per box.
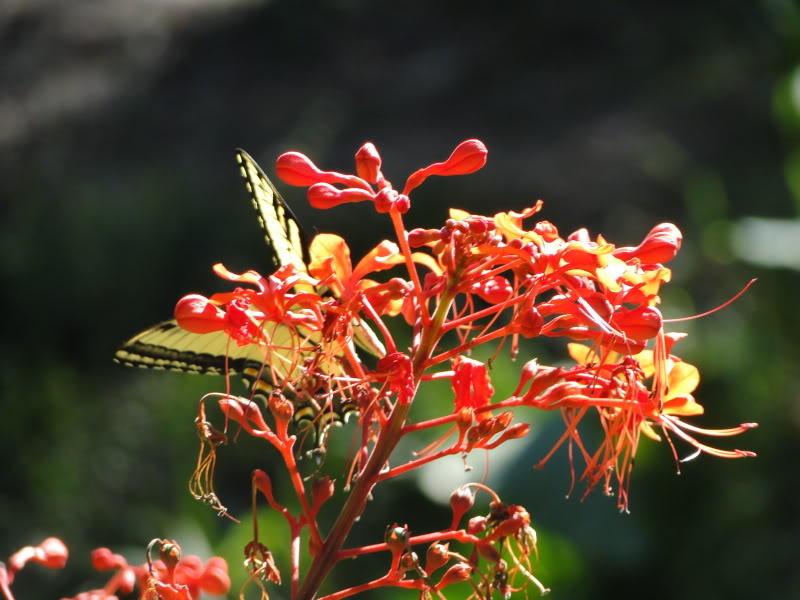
(114, 149, 383, 440)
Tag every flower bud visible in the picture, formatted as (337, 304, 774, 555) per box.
(268, 391, 294, 429)
(159, 540, 182, 568)
(425, 543, 450, 573)
(355, 142, 382, 183)
(276, 151, 327, 186)
(384, 524, 409, 555)
(398, 551, 419, 573)
(403, 139, 488, 194)
(407, 228, 443, 247)
(475, 539, 501, 563)
(91, 547, 127, 571)
(468, 515, 487, 535)
(450, 485, 475, 526)
(311, 476, 335, 512)
(35, 538, 68, 570)
(472, 276, 513, 304)
(307, 183, 375, 210)
(199, 557, 230, 595)
(174, 294, 227, 334)
(613, 305, 663, 341)
(436, 563, 472, 589)
(510, 306, 543, 338)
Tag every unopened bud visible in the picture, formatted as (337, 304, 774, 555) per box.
(311, 476, 335, 512)
(307, 183, 375, 210)
(450, 486, 475, 526)
(174, 294, 227, 334)
(355, 142, 382, 183)
(199, 557, 230, 596)
(468, 515, 487, 535)
(436, 563, 473, 589)
(159, 540, 182, 568)
(276, 151, 327, 186)
(399, 551, 419, 573)
(613, 305, 663, 341)
(408, 228, 443, 247)
(385, 524, 409, 555)
(425, 543, 450, 573)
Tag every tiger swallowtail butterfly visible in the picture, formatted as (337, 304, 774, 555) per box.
(114, 150, 383, 441)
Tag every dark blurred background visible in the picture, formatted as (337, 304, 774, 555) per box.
(2, 1, 798, 598)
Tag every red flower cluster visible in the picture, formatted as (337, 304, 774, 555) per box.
(65, 541, 229, 600)
(165, 139, 754, 599)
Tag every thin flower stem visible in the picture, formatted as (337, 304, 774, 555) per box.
(276, 442, 324, 568)
(294, 396, 413, 600)
(338, 529, 477, 560)
(391, 210, 430, 326)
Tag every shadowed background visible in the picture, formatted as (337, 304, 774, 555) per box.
(2, 1, 798, 598)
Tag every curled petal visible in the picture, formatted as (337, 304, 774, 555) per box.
(613, 223, 683, 264)
(451, 356, 494, 414)
(353, 240, 404, 281)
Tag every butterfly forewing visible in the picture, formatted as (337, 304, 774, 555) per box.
(235, 149, 310, 275)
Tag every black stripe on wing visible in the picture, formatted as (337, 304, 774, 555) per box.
(113, 320, 263, 375)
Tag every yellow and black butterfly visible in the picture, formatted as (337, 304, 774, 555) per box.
(115, 150, 383, 439)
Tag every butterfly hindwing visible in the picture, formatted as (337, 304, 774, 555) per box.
(114, 320, 259, 375)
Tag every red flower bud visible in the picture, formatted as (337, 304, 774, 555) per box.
(475, 539, 501, 563)
(403, 139, 488, 194)
(482, 423, 530, 449)
(276, 151, 328, 186)
(510, 306, 543, 338)
(450, 485, 476, 527)
(311, 476, 335, 512)
(385, 525, 409, 555)
(472, 276, 513, 304)
(355, 142, 382, 183)
(91, 547, 127, 571)
(437, 563, 472, 589)
(468, 515, 487, 535)
(35, 538, 68, 570)
(307, 183, 375, 210)
(174, 294, 227, 334)
(425, 543, 450, 573)
(199, 557, 230, 595)
(612, 305, 663, 341)
(407, 228, 443, 247)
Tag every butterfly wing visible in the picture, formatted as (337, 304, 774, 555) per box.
(114, 150, 358, 439)
(236, 149, 310, 275)
(114, 321, 261, 375)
